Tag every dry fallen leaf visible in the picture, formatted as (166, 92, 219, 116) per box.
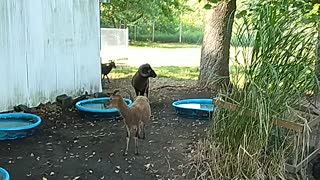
(73, 176, 80, 180)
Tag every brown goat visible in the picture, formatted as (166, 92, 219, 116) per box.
(104, 90, 151, 155)
(131, 64, 157, 97)
(101, 61, 116, 83)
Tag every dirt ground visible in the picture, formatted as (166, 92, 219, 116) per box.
(0, 77, 213, 180)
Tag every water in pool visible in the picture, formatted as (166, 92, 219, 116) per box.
(81, 102, 108, 110)
(0, 119, 33, 128)
(176, 103, 213, 111)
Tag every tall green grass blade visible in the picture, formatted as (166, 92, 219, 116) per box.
(191, 0, 317, 179)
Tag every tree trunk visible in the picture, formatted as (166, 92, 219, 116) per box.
(198, 0, 236, 91)
(111, 17, 117, 28)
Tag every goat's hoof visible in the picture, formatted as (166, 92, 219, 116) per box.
(138, 134, 146, 139)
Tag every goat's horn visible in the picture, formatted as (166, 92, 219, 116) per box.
(112, 89, 120, 95)
(138, 64, 149, 77)
(123, 88, 133, 101)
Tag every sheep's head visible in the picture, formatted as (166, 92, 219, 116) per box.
(109, 61, 116, 69)
(104, 90, 122, 108)
(138, 64, 157, 78)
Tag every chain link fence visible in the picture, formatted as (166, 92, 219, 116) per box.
(128, 22, 203, 44)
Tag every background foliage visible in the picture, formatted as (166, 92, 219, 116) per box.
(100, 0, 206, 44)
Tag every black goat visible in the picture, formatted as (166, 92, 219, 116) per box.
(101, 61, 116, 83)
(131, 63, 157, 97)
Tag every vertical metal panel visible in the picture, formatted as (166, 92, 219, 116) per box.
(73, 0, 101, 93)
(26, 0, 48, 104)
(0, 0, 29, 110)
(0, 0, 101, 112)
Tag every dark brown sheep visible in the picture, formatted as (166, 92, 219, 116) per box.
(131, 64, 157, 97)
(101, 61, 116, 83)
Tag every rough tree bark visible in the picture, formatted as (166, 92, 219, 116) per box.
(198, 0, 236, 91)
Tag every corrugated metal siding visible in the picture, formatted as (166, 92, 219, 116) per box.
(0, 0, 101, 112)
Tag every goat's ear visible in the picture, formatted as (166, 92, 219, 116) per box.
(112, 90, 120, 95)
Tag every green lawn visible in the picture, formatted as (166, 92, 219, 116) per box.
(129, 41, 201, 49)
(109, 66, 200, 80)
(109, 65, 246, 87)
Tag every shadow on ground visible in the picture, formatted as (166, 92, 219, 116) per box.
(0, 77, 214, 180)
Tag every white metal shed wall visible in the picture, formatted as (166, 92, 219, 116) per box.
(0, 0, 101, 112)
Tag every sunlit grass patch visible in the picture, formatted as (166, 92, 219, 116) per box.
(154, 66, 199, 80)
(229, 64, 246, 88)
(109, 66, 136, 79)
(109, 66, 200, 80)
(129, 41, 201, 49)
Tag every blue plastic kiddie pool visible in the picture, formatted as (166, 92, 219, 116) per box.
(172, 99, 214, 120)
(0, 167, 9, 180)
(75, 97, 132, 120)
(0, 113, 42, 140)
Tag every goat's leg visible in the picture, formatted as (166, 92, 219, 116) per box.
(146, 80, 149, 97)
(124, 126, 130, 156)
(134, 89, 139, 96)
(107, 75, 110, 83)
(141, 124, 146, 139)
(134, 128, 139, 155)
(138, 123, 146, 139)
(140, 89, 146, 97)
(143, 124, 146, 139)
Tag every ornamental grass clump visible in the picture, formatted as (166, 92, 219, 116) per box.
(190, 0, 317, 179)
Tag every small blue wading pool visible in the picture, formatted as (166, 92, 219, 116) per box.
(172, 99, 214, 120)
(75, 97, 132, 120)
(0, 167, 9, 180)
(0, 113, 42, 140)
